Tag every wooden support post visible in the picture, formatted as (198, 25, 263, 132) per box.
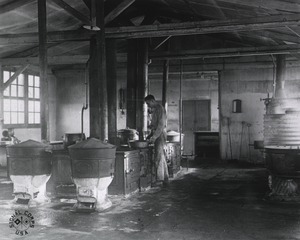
(0, 64, 3, 130)
(136, 39, 149, 140)
(96, 0, 108, 140)
(38, 0, 49, 142)
(126, 39, 137, 129)
(89, 37, 101, 138)
(106, 39, 117, 144)
(162, 59, 169, 112)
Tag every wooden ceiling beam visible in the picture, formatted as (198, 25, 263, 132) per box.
(253, 30, 300, 44)
(3, 44, 300, 65)
(49, 0, 91, 25)
(188, 0, 275, 16)
(104, 0, 136, 25)
(82, 0, 91, 10)
(149, 43, 300, 60)
(0, 0, 34, 14)
(0, 14, 300, 43)
(217, 0, 300, 13)
(1, 55, 89, 66)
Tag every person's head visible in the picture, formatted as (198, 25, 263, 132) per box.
(144, 94, 156, 108)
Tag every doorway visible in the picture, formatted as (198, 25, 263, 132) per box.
(182, 100, 211, 155)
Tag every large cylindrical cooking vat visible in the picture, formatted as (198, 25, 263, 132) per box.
(68, 138, 116, 211)
(7, 140, 52, 204)
(264, 110, 300, 200)
(68, 138, 116, 178)
(265, 146, 300, 177)
(7, 140, 52, 176)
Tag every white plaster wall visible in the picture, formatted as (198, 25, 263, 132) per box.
(54, 69, 90, 140)
(149, 74, 219, 132)
(219, 64, 300, 163)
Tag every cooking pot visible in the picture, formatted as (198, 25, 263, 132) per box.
(117, 128, 139, 145)
(129, 140, 149, 149)
(167, 131, 184, 142)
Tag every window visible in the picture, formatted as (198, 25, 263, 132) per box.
(3, 71, 40, 127)
(28, 75, 40, 124)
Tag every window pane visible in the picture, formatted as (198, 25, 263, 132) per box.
(11, 100, 18, 111)
(18, 74, 24, 85)
(28, 75, 34, 86)
(18, 113, 24, 124)
(28, 87, 34, 98)
(4, 99, 10, 111)
(11, 85, 17, 97)
(29, 113, 34, 124)
(3, 71, 9, 83)
(18, 100, 24, 111)
(18, 86, 24, 97)
(3, 87, 9, 96)
(35, 101, 40, 112)
(35, 77, 40, 87)
(11, 112, 18, 124)
(34, 88, 40, 99)
(28, 101, 34, 112)
(35, 113, 40, 124)
(4, 112, 10, 124)
(12, 79, 17, 85)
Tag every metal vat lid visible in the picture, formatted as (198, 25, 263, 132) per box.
(167, 130, 183, 136)
(7, 139, 48, 148)
(68, 138, 116, 149)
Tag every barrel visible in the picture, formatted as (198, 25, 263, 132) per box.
(6, 140, 52, 176)
(68, 138, 116, 179)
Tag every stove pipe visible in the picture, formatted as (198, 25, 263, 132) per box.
(274, 55, 287, 99)
(268, 55, 287, 114)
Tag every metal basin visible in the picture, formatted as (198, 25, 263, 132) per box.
(117, 128, 139, 145)
(129, 140, 149, 149)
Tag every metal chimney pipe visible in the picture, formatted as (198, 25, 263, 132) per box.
(274, 54, 287, 99)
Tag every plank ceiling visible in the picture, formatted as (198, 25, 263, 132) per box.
(1, 0, 300, 67)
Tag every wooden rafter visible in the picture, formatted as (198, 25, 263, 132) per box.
(49, 0, 91, 25)
(188, 0, 278, 16)
(0, 14, 300, 43)
(82, 0, 91, 10)
(104, 0, 136, 25)
(3, 64, 29, 89)
(217, 0, 300, 13)
(0, 0, 34, 14)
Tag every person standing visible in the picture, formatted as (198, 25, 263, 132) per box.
(144, 95, 169, 186)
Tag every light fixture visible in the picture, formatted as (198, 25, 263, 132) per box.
(83, 0, 100, 31)
(83, 24, 100, 31)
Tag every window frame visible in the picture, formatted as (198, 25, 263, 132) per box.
(2, 69, 41, 129)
